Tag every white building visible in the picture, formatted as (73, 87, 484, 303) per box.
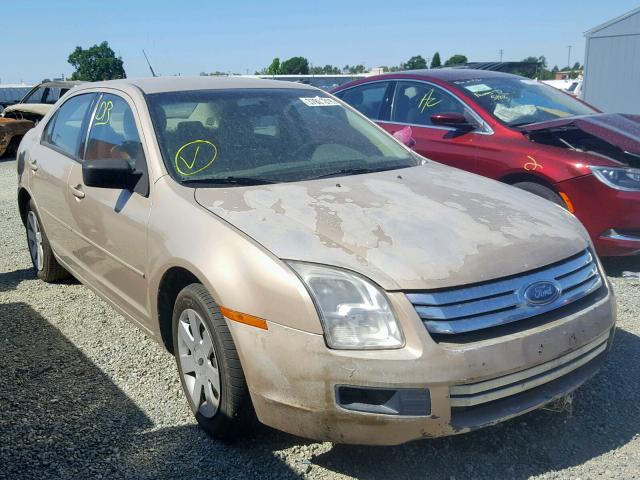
(582, 7, 640, 113)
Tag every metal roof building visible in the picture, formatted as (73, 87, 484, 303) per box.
(582, 7, 640, 113)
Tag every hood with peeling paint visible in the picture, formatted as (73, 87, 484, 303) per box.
(195, 162, 590, 290)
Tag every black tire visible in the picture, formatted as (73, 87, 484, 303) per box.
(512, 181, 566, 208)
(26, 199, 69, 282)
(172, 283, 255, 441)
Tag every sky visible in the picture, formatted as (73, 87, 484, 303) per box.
(3, 0, 639, 84)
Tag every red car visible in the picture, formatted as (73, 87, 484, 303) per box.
(332, 69, 640, 257)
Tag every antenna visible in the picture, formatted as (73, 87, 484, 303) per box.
(142, 50, 157, 77)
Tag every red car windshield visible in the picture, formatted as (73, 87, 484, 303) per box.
(453, 77, 597, 127)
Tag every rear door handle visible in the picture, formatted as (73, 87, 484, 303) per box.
(28, 158, 38, 171)
(69, 184, 85, 199)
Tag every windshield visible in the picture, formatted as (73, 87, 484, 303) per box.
(453, 77, 596, 127)
(146, 88, 417, 186)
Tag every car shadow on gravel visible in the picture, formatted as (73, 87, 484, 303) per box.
(0, 267, 34, 292)
(0, 267, 79, 293)
(310, 327, 640, 479)
(602, 256, 640, 278)
(0, 302, 301, 480)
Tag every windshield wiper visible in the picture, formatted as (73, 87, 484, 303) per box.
(307, 165, 404, 180)
(182, 176, 275, 186)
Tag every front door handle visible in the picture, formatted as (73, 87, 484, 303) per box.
(28, 158, 38, 171)
(70, 184, 85, 199)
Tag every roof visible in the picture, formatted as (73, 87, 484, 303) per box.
(358, 68, 521, 83)
(585, 6, 640, 36)
(82, 76, 319, 94)
(39, 80, 84, 89)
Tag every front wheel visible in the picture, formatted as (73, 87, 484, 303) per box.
(172, 283, 255, 440)
(512, 181, 566, 208)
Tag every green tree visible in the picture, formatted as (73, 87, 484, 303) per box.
(430, 52, 442, 69)
(572, 61, 581, 70)
(405, 55, 427, 70)
(444, 54, 468, 66)
(67, 41, 126, 81)
(280, 56, 310, 74)
(267, 58, 281, 75)
(310, 64, 341, 74)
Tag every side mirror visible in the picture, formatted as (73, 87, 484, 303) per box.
(392, 126, 417, 148)
(431, 112, 476, 131)
(82, 158, 140, 190)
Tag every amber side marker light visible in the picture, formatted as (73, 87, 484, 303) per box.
(219, 307, 268, 330)
(559, 192, 576, 214)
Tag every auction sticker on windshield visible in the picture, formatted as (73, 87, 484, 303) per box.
(300, 97, 340, 106)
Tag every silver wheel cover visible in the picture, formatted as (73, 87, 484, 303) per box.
(177, 308, 221, 418)
(26, 211, 44, 271)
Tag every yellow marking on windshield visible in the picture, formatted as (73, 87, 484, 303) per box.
(175, 140, 218, 176)
(524, 155, 543, 171)
(94, 100, 114, 126)
(418, 90, 441, 112)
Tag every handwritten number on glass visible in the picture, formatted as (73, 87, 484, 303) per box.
(94, 100, 114, 126)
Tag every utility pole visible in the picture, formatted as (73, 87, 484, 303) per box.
(499, 49, 504, 62)
(567, 45, 572, 70)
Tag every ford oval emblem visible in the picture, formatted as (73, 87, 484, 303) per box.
(523, 281, 561, 306)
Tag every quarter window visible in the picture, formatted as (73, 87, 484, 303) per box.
(337, 82, 390, 120)
(392, 81, 466, 127)
(85, 94, 142, 167)
(43, 94, 94, 157)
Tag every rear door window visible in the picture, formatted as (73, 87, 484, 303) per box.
(43, 93, 95, 157)
(336, 82, 391, 120)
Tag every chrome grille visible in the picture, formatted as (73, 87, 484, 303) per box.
(407, 249, 602, 336)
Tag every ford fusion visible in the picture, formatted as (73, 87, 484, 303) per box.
(16, 77, 615, 445)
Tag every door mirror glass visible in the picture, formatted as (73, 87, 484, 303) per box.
(82, 158, 140, 190)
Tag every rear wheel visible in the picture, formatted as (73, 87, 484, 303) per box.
(512, 181, 566, 208)
(26, 200, 69, 282)
(172, 283, 255, 440)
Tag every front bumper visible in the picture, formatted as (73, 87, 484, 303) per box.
(228, 285, 616, 445)
(556, 174, 640, 256)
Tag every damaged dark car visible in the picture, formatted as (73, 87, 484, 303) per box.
(0, 80, 82, 157)
(333, 69, 640, 256)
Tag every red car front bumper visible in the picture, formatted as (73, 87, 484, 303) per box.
(556, 174, 640, 257)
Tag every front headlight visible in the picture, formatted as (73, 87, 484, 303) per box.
(590, 166, 640, 191)
(287, 261, 404, 350)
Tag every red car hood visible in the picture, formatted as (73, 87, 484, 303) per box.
(521, 113, 640, 156)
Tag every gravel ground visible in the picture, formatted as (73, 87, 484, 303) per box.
(1, 155, 639, 480)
